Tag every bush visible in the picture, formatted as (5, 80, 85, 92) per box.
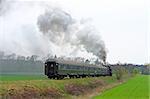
(132, 68, 140, 76)
(114, 66, 128, 80)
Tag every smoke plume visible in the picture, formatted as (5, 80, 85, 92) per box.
(37, 8, 74, 45)
(0, 1, 50, 57)
(37, 8, 107, 63)
(0, 0, 107, 63)
(0, 0, 11, 16)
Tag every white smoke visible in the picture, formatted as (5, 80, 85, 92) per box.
(37, 8, 107, 63)
(0, 0, 49, 57)
(37, 8, 74, 45)
(0, 0, 107, 62)
(76, 24, 107, 63)
(0, 0, 10, 16)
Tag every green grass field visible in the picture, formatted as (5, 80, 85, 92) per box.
(94, 75, 150, 99)
(0, 74, 48, 81)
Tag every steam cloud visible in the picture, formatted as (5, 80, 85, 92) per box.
(37, 8, 74, 45)
(0, 0, 107, 63)
(0, 0, 10, 16)
(37, 8, 107, 63)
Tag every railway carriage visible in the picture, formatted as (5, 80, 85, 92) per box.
(45, 59, 112, 79)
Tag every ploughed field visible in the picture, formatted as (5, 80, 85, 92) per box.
(94, 75, 150, 99)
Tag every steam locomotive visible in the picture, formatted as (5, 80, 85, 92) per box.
(45, 59, 112, 79)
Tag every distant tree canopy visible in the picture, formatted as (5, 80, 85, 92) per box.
(0, 51, 39, 61)
(0, 51, 43, 75)
(144, 63, 150, 66)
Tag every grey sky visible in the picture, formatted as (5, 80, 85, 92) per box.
(0, 0, 149, 64)
(47, 0, 149, 64)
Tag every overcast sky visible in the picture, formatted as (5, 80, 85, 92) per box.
(50, 0, 149, 64)
(0, 0, 149, 64)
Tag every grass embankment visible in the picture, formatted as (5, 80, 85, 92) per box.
(94, 75, 150, 99)
(0, 75, 120, 99)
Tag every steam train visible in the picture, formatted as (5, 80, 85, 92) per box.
(45, 59, 112, 79)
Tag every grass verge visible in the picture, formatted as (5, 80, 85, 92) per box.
(0, 75, 120, 99)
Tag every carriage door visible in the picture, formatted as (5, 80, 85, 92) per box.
(47, 62, 58, 75)
(45, 62, 54, 75)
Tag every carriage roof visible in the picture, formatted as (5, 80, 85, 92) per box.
(45, 58, 107, 69)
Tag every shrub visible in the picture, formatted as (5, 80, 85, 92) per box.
(114, 66, 128, 80)
(132, 68, 140, 76)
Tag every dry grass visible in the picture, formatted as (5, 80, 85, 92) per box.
(0, 76, 123, 99)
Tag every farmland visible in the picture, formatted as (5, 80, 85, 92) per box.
(94, 75, 150, 99)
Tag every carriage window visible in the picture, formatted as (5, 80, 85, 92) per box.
(86, 67, 88, 70)
(80, 66, 82, 70)
(93, 67, 95, 70)
(58, 64, 62, 69)
(75, 66, 77, 69)
(59, 64, 66, 69)
(63, 64, 67, 69)
(89, 67, 91, 70)
(66, 64, 70, 69)
(72, 65, 76, 69)
(63, 65, 67, 69)
(51, 64, 53, 67)
(69, 65, 72, 69)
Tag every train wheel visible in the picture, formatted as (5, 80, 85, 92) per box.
(60, 75, 64, 79)
(69, 75, 72, 79)
(52, 77, 55, 79)
(48, 76, 52, 79)
(56, 75, 63, 80)
(74, 75, 76, 78)
(73, 75, 76, 78)
(79, 75, 82, 78)
(56, 76, 59, 80)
